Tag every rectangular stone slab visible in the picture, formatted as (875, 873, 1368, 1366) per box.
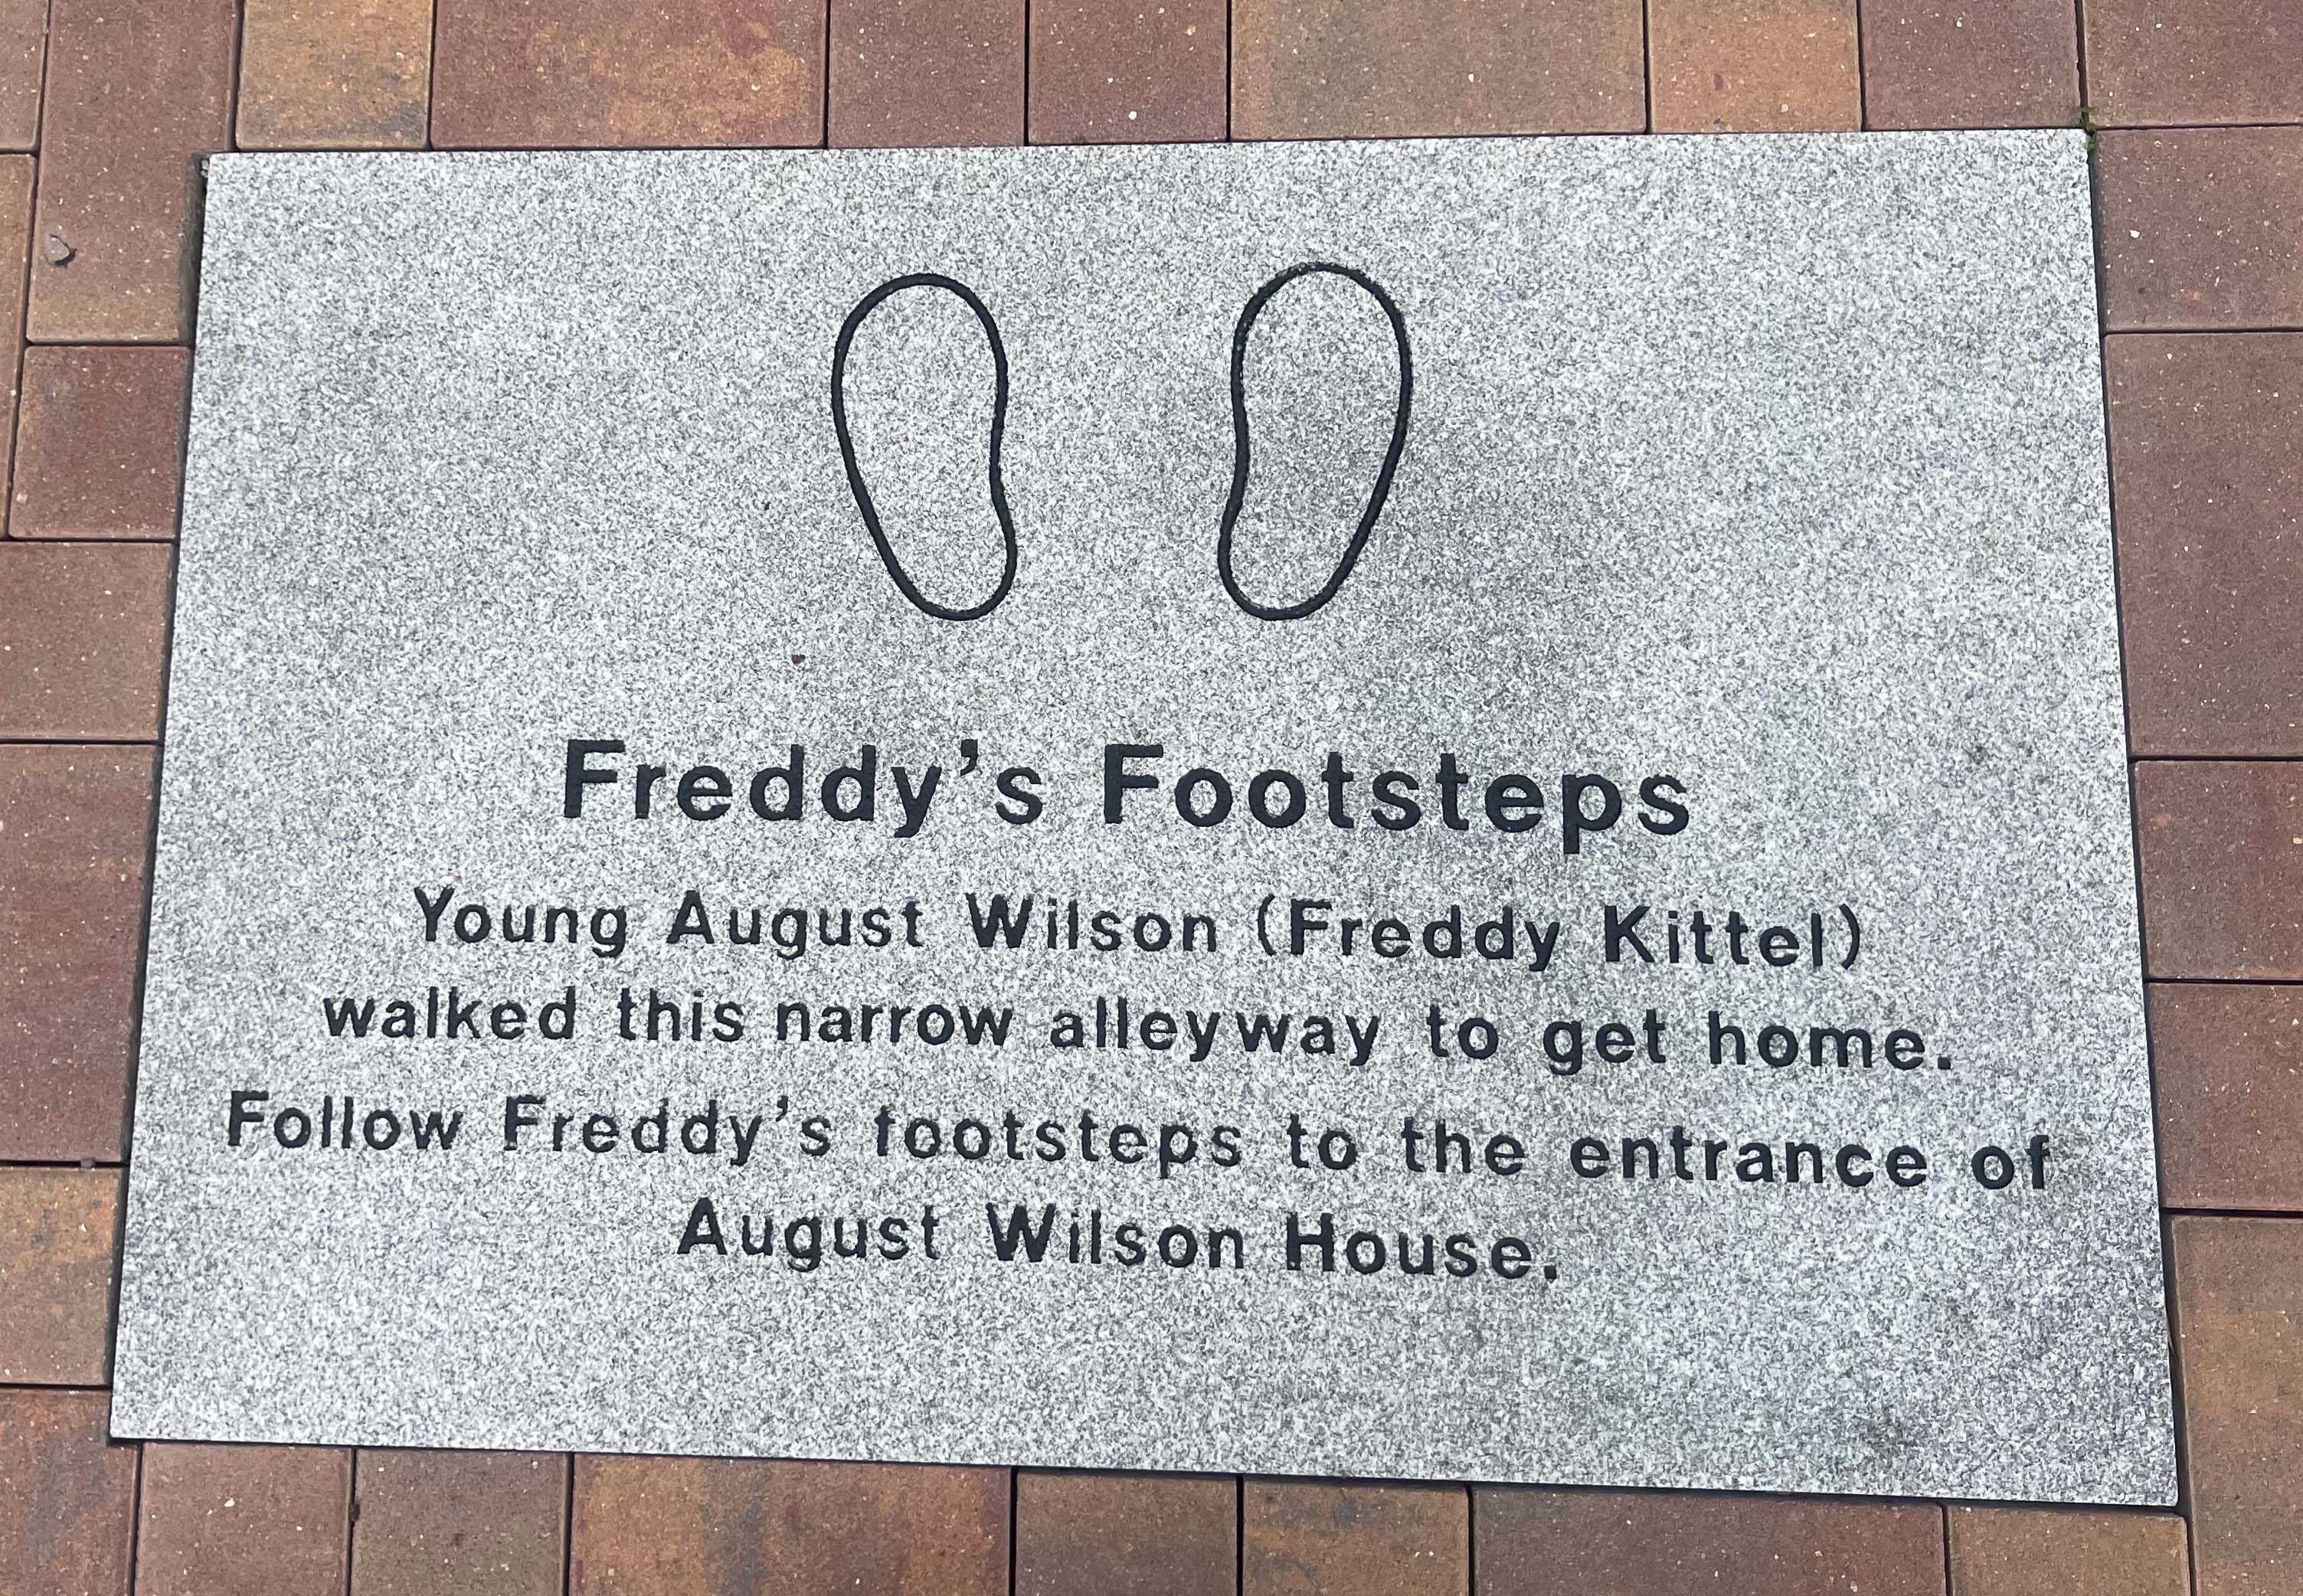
(112, 133, 2177, 1503)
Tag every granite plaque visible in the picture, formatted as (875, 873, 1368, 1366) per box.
(113, 132, 2177, 1503)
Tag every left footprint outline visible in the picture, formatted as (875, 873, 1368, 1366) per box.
(829, 271, 1020, 623)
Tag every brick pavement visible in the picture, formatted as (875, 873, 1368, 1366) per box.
(3, 2, 2297, 1591)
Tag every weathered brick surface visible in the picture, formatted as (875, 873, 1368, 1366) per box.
(1244, 1479, 1467, 1595)
(571, 1457, 1006, 1595)
(0, 1166, 120, 1384)
(1230, 0, 1642, 139)
(0, 155, 32, 529)
(0, 1389, 137, 1596)
(2099, 131, 2303, 332)
(28, 0, 236, 343)
(352, 1449, 568, 1596)
(0, 542, 172, 737)
(11, 347, 191, 541)
(2108, 335, 2303, 757)
(2136, 762, 2303, 980)
(1475, 1489, 1944, 1595)
(2082, 0, 2303, 127)
(0, 0, 46, 149)
(433, 0, 823, 149)
(1016, 1471, 1236, 1596)
(0, 745, 153, 1161)
(1648, 0, 1861, 132)
(136, 1443, 351, 1596)
(237, 0, 433, 150)
(1859, 0, 2078, 129)
(829, 0, 1023, 148)
(2172, 1217, 2303, 1596)
(2154, 983, 2303, 1212)
(1949, 1506, 2190, 1595)
(1029, 0, 1225, 144)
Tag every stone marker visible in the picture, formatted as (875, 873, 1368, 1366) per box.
(112, 135, 2174, 1503)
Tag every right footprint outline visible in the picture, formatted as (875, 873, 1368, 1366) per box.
(1216, 260, 1415, 623)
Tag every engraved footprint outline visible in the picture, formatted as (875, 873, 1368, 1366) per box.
(828, 261, 1412, 624)
(1216, 261, 1415, 623)
(829, 272, 1020, 622)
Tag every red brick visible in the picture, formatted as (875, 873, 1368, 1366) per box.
(2136, 762, 2303, 980)
(1950, 1506, 2189, 1595)
(1475, 1488, 1943, 1596)
(1016, 1471, 1235, 1596)
(2171, 1216, 2303, 1596)
(0, 745, 153, 1161)
(571, 1457, 1006, 1596)
(0, 1167, 120, 1385)
(1649, 0, 1861, 132)
(352, 1449, 567, 1596)
(0, 543, 172, 738)
(1029, 0, 1225, 144)
(2154, 984, 2303, 1212)
(431, 0, 823, 149)
(1244, 1480, 1466, 1596)
(0, 0, 45, 149)
(28, 0, 236, 343)
(2099, 131, 2303, 332)
(829, 0, 1023, 148)
(136, 1443, 350, 1596)
(238, 0, 433, 150)
(2108, 335, 2303, 757)
(1231, 0, 1641, 139)
(11, 347, 191, 541)
(1859, 0, 2078, 129)
(0, 1389, 137, 1596)
(2082, 0, 2303, 127)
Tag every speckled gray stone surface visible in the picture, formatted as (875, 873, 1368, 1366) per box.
(113, 134, 2175, 1504)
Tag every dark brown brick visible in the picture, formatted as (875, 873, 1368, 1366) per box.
(2136, 762, 2303, 980)
(2171, 1216, 2303, 1596)
(433, 0, 823, 149)
(0, 745, 154, 1161)
(1859, 0, 2078, 129)
(1475, 1488, 1943, 1596)
(136, 1443, 350, 1596)
(0, 0, 45, 149)
(2082, 0, 2303, 127)
(0, 155, 31, 530)
(11, 347, 191, 541)
(0, 543, 172, 738)
(828, 0, 1023, 148)
(2154, 983, 2303, 1212)
(1029, 0, 1225, 144)
(353, 1450, 565, 1596)
(2099, 131, 2303, 332)
(1649, 0, 1861, 132)
(1245, 1480, 1466, 1596)
(1016, 1471, 1234, 1596)
(571, 1457, 1005, 1596)
(0, 1389, 137, 1596)
(0, 1167, 120, 1385)
(2110, 337, 2303, 757)
(1950, 1506, 2189, 1595)
(28, 0, 236, 343)
(1232, 0, 1641, 139)
(237, 0, 433, 150)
